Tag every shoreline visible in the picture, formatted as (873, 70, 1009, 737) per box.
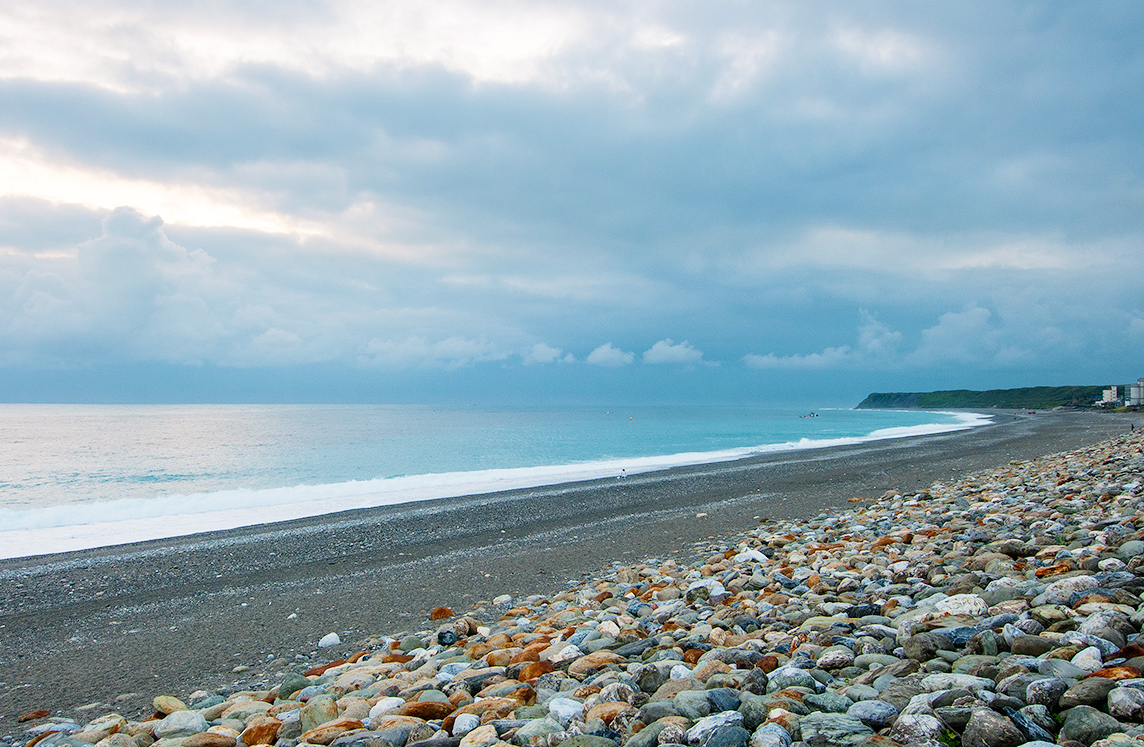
(0, 409, 988, 561)
(0, 408, 1135, 736)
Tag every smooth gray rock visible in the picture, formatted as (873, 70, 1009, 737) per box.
(747, 724, 790, 747)
(796, 713, 872, 747)
(960, 709, 1023, 747)
(845, 699, 898, 729)
(1059, 677, 1118, 709)
(1059, 705, 1122, 746)
(511, 718, 563, 746)
(153, 711, 208, 739)
(1108, 685, 1144, 722)
(802, 693, 850, 714)
(887, 713, 944, 744)
(1025, 677, 1068, 708)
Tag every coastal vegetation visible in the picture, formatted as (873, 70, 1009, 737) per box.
(857, 385, 1107, 410)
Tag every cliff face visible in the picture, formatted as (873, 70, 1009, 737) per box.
(857, 385, 1106, 409)
(856, 392, 921, 409)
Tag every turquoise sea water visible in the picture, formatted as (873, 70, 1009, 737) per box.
(0, 404, 987, 558)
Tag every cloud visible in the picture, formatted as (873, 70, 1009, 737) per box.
(360, 336, 509, 369)
(642, 338, 703, 365)
(522, 342, 571, 364)
(586, 343, 634, 367)
(743, 346, 853, 370)
(744, 311, 900, 370)
(1, 4, 1144, 400)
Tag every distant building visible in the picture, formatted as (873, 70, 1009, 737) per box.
(1129, 378, 1144, 407)
(1103, 385, 1120, 404)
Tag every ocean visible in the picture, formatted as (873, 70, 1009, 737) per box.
(0, 404, 989, 559)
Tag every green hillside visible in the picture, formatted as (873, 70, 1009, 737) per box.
(857, 385, 1107, 410)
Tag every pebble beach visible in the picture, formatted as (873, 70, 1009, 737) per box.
(5, 415, 1144, 747)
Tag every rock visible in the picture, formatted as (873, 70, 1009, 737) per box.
(279, 673, 311, 700)
(747, 724, 790, 747)
(548, 698, 585, 726)
(887, 713, 944, 744)
(697, 725, 750, 747)
(1059, 677, 1119, 709)
(318, 632, 342, 647)
(921, 673, 995, 694)
(903, 632, 952, 662)
(1010, 636, 1057, 656)
(802, 693, 850, 714)
(958, 709, 1024, 747)
(1072, 646, 1105, 673)
(685, 712, 744, 745)
(303, 718, 366, 746)
(458, 724, 498, 747)
(877, 676, 927, 711)
(936, 594, 990, 616)
(845, 700, 898, 729)
(815, 648, 854, 671)
(1059, 705, 1122, 746)
(796, 712, 873, 746)
(153, 711, 208, 739)
(1003, 706, 1055, 744)
(1107, 686, 1144, 721)
(1041, 576, 1100, 606)
(1026, 677, 1070, 708)
(568, 651, 626, 677)
(559, 737, 618, 747)
(301, 695, 340, 731)
(153, 696, 188, 715)
(239, 717, 281, 746)
(180, 735, 235, 747)
(765, 668, 818, 693)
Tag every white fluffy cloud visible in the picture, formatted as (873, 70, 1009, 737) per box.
(642, 339, 704, 364)
(586, 343, 635, 367)
(744, 311, 900, 370)
(522, 342, 575, 364)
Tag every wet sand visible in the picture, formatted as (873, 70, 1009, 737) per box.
(0, 409, 1133, 734)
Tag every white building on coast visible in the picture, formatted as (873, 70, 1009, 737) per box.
(1129, 378, 1144, 407)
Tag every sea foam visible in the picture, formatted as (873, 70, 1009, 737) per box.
(0, 412, 989, 559)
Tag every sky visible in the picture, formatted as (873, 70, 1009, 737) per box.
(0, 1, 1141, 405)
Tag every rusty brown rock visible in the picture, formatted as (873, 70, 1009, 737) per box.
(299, 717, 364, 746)
(239, 716, 281, 746)
(518, 661, 555, 681)
(19, 710, 50, 723)
(568, 650, 625, 677)
(1083, 666, 1143, 680)
(304, 660, 347, 677)
(396, 701, 455, 720)
(429, 606, 454, 620)
(585, 702, 636, 725)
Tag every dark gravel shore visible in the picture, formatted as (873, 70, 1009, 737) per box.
(0, 409, 1133, 735)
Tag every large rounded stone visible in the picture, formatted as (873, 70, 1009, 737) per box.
(846, 700, 898, 729)
(797, 713, 872, 746)
(765, 667, 817, 693)
(888, 714, 944, 744)
(300, 695, 339, 732)
(960, 709, 1023, 747)
(903, 632, 951, 662)
(279, 673, 310, 701)
(1059, 677, 1119, 709)
(1059, 705, 1122, 746)
(1108, 686, 1144, 722)
(153, 711, 208, 739)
